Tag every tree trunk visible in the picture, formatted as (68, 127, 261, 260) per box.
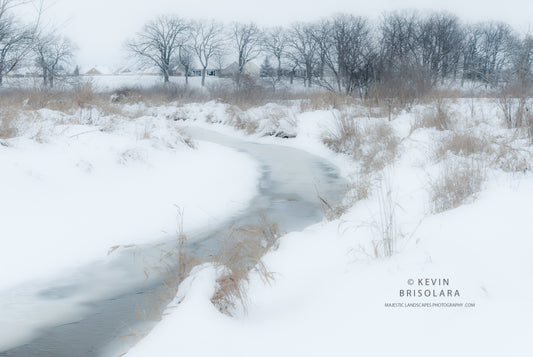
(306, 63, 312, 88)
(201, 67, 206, 86)
(235, 71, 242, 89)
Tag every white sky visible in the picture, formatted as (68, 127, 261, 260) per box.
(19, 0, 533, 69)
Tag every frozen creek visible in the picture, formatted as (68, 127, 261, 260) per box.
(0, 127, 346, 357)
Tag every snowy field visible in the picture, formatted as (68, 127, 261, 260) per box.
(1, 94, 532, 356)
(86, 75, 221, 92)
(1, 74, 314, 94)
(1, 75, 218, 92)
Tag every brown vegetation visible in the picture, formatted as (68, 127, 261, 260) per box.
(430, 158, 486, 213)
(210, 215, 280, 316)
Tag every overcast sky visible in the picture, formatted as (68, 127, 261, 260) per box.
(21, 0, 533, 69)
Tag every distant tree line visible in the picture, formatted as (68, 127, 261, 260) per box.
(0, 0, 76, 88)
(0, 0, 37, 85)
(2, 2, 533, 97)
(126, 11, 533, 99)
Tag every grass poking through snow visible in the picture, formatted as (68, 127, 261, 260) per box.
(210, 214, 281, 316)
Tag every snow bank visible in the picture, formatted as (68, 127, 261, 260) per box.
(0, 112, 260, 291)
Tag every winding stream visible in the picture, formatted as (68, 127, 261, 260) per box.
(0, 127, 346, 357)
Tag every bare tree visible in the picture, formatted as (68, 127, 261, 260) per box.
(418, 12, 463, 83)
(263, 26, 286, 80)
(373, 10, 431, 108)
(0, 0, 37, 85)
(127, 15, 188, 83)
(459, 22, 513, 86)
(232, 22, 262, 86)
(213, 50, 227, 74)
(498, 33, 533, 131)
(478, 22, 513, 85)
(460, 23, 481, 85)
(316, 14, 374, 95)
(34, 33, 75, 88)
(286, 23, 319, 87)
(191, 20, 225, 87)
(511, 34, 533, 90)
(379, 11, 420, 71)
(259, 56, 278, 92)
(176, 45, 194, 84)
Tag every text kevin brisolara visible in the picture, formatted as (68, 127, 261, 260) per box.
(401, 278, 460, 298)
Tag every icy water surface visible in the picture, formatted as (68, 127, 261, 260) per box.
(0, 127, 346, 357)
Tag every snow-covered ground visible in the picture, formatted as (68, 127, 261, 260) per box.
(86, 75, 219, 92)
(1, 96, 532, 356)
(1, 75, 223, 92)
(0, 109, 260, 292)
(1, 74, 313, 93)
(121, 99, 533, 357)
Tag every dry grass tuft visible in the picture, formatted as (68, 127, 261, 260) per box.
(527, 115, 533, 145)
(299, 92, 353, 112)
(226, 105, 259, 134)
(0, 107, 19, 139)
(73, 83, 97, 108)
(210, 215, 280, 316)
(372, 174, 398, 257)
(177, 128, 196, 149)
(493, 138, 532, 173)
(497, 94, 533, 145)
(113, 207, 199, 333)
(346, 173, 372, 203)
(111, 87, 143, 104)
(318, 194, 346, 221)
(430, 158, 486, 213)
(322, 110, 362, 155)
(497, 89, 530, 129)
(359, 122, 399, 174)
(322, 112, 361, 154)
(175, 207, 195, 284)
(413, 98, 453, 131)
(319, 172, 372, 220)
(436, 130, 492, 158)
(322, 112, 399, 174)
(262, 106, 297, 138)
(0, 82, 201, 119)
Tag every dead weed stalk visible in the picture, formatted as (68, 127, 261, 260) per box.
(210, 214, 281, 316)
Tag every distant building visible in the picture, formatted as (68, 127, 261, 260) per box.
(220, 62, 260, 77)
(84, 66, 113, 76)
(185, 62, 261, 78)
(188, 68, 220, 77)
(114, 66, 133, 75)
